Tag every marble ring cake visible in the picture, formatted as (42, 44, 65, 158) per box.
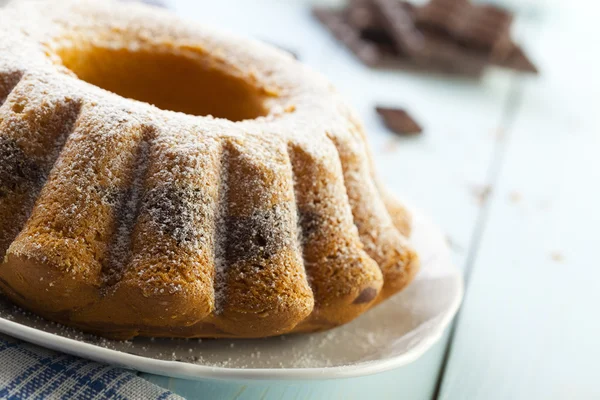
(0, 0, 419, 339)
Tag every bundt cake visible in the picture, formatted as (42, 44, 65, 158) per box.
(0, 0, 419, 339)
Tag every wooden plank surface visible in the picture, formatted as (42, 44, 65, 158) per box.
(438, 3, 600, 399)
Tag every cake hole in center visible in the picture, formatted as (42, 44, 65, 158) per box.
(56, 46, 269, 121)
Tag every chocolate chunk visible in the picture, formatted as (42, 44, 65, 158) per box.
(347, 0, 382, 31)
(376, 107, 423, 135)
(372, 0, 424, 57)
(419, 35, 488, 76)
(372, 0, 487, 75)
(360, 27, 397, 47)
(492, 45, 538, 73)
(313, 7, 385, 67)
(314, 7, 470, 73)
(353, 287, 379, 304)
(414, 0, 538, 73)
(416, 0, 513, 55)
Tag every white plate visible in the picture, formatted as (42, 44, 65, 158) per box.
(0, 207, 463, 381)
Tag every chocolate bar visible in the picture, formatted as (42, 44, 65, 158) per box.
(313, 8, 386, 67)
(347, 0, 382, 31)
(415, 0, 514, 58)
(314, 7, 421, 69)
(371, 0, 423, 56)
(312, 0, 537, 76)
(373, 0, 487, 75)
(313, 6, 485, 76)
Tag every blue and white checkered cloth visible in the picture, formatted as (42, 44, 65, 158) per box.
(0, 334, 182, 400)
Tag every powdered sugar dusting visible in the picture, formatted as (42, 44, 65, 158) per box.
(103, 130, 153, 286)
(213, 144, 229, 314)
(0, 294, 414, 368)
(0, 0, 417, 339)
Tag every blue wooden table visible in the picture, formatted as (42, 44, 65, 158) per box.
(28, 0, 597, 398)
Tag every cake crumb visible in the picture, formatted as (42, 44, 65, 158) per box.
(550, 252, 564, 263)
(508, 191, 522, 203)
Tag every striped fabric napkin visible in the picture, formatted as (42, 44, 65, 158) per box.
(0, 334, 182, 400)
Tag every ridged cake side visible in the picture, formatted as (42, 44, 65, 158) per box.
(0, 0, 418, 339)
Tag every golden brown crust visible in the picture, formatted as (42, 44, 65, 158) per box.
(0, 193, 416, 339)
(383, 193, 412, 238)
(0, 0, 419, 339)
(289, 143, 383, 332)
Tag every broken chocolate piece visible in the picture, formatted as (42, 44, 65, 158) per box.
(414, 0, 537, 72)
(372, 0, 424, 56)
(313, 7, 385, 67)
(420, 35, 488, 75)
(415, 0, 513, 57)
(373, 0, 487, 75)
(314, 6, 484, 75)
(376, 106, 423, 135)
(353, 287, 379, 304)
(347, 0, 382, 31)
(347, 0, 398, 46)
(492, 44, 538, 73)
(312, 0, 537, 76)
